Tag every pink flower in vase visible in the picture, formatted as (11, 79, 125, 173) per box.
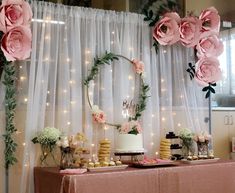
(0, 0, 33, 32)
(179, 16, 202, 47)
(1, 25, 32, 61)
(194, 57, 222, 86)
(153, 12, 180, 45)
(120, 122, 131, 134)
(199, 7, 220, 37)
(131, 59, 144, 74)
(193, 135, 199, 142)
(198, 135, 205, 143)
(196, 35, 223, 58)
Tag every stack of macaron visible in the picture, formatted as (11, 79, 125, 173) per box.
(98, 139, 111, 162)
(159, 139, 171, 160)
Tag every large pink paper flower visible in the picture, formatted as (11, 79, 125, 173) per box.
(196, 35, 223, 58)
(199, 7, 220, 36)
(179, 16, 202, 47)
(0, 0, 32, 32)
(195, 57, 222, 86)
(132, 59, 144, 74)
(153, 12, 180, 45)
(1, 25, 32, 61)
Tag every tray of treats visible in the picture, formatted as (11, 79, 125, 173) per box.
(181, 155, 220, 164)
(132, 158, 177, 168)
(88, 164, 128, 172)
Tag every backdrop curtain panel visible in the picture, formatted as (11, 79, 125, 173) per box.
(0, 1, 209, 193)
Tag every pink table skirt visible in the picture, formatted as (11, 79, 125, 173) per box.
(34, 160, 235, 193)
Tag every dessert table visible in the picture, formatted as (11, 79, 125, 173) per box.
(34, 160, 235, 193)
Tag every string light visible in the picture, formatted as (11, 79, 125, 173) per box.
(89, 92, 93, 96)
(151, 133, 154, 137)
(180, 95, 184, 99)
(63, 89, 67, 93)
(91, 143, 95, 147)
(70, 69, 76, 73)
(70, 101, 76, 105)
(129, 47, 133, 51)
(152, 114, 155, 118)
(20, 66, 23, 69)
(85, 61, 89, 65)
(100, 87, 105, 91)
(151, 142, 154, 146)
(67, 122, 71, 125)
(161, 88, 166, 92)
(162, 117, 166, 122)
(66, 58, 70, 62)
(111, 41, 114, 44)
(177, 123, 181, 127)
(24, 98, 28, 102)
(45, 35, 50, 40)
(128, 75, 133, 80)
(163, 50, 167, 53)
(47, 91, 50, 94)
(24, 164, 28, 167)
(172, 112, 176, 116)
(161, 79, 164, 83)
(111, 31, 115, 34)
(46, 102, 50, 106)
(69, 80, 74, 84)
(110, 69, 113, 72)
(85, 50, 91, 54)
(44, 57, 49, 61)
(63, 110, 68, 114)
(126, 95, 130, 98)
(161, 107, 166, 111)
(22, 142, 26, 146)
(131, 87, 135, 91)
(20, 76, 26, 81)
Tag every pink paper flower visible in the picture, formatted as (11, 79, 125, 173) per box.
(195, 57, 222, 86)
(196, 35, 223, 58)
(153, 12, 180, 45)
(131, 59, 144, 74)
(179, 16, 202, 47)
(199, 7, 220, 36)
(92, 111, 106, 124)
(0, 0, 32, 32)
(1, 25, 32, 61)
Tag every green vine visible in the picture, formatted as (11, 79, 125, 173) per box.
(84, 52, 150, 128)
(1, 53, 17, 169)
(84, 52, 119, 86)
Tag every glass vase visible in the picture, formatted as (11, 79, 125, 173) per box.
(40, 144, 57, 166)
(181, 139, 194, 158)
(60, 147, 75, 169)
(197, 141, 209, 157)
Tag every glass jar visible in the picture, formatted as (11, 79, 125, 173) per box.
(40, 144, 57, 166)
(60, 147, 75, 169)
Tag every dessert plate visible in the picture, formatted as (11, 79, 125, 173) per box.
(132, 160, 177, 168)
(88, 164, 128, 172)
(181, 158, 220, 164)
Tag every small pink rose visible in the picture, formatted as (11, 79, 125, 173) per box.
(0, 0, 32, 32)
(153, 12, 180, 45)
(195, 57, 222, 86)
(179, 16, 202, 47)
(92, 111, 106, 124)
(1, 25, 32, 61)
(193, 135, 199, 142)
(205, 134, 212, 141)
(199, 7, 220, 36)
(196, 35, 223, 58)
(131, 59, 144, 74)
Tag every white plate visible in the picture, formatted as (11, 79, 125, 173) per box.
(181, 158, 220, 164)
(88, 165, 128, 172)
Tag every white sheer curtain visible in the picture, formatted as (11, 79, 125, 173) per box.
(0, 1, 208, 193)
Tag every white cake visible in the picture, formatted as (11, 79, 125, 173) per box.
(116, 134, 144, 152)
